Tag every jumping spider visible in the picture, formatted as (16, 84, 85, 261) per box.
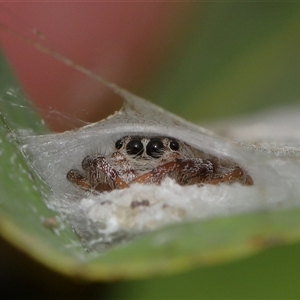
(67, 136, 253, 193)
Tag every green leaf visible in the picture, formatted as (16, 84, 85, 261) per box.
(0, 51, 87, 275)
(2, 43, 300, 284)
(146, 3, 300, 123)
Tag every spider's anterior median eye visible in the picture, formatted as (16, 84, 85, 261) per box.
(126, 139, 144, 156)
(146, 138, 164, 158)
(169, 139, 179, 151)
(115, 139, 123, 149)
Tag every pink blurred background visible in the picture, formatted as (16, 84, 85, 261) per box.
(0, 3, 190, 131)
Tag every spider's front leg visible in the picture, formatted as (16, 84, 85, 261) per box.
(132, 158, 216, 185)
(67, 155, 128, 192)
(133, 158, 253, 186)
(66, 169, 93, 191)
(208, 166, 253, 185)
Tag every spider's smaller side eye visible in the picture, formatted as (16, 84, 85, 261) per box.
(115, 139, 123, 149)
(169, 139, 179, 151)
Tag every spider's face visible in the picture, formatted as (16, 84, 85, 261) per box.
(114, 136, 181, 162)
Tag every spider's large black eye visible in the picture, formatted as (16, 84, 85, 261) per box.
(169, 139, 179, 151)
(146, 138, 164, 158)
(115, 139, 123, 149)
(126, 139, 144, 156)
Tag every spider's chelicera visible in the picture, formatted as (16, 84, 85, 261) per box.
(67, 136, 253, 193)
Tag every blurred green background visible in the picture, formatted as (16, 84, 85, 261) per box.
(145, 2, 300, 124)
(1, 2, 300, 299)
